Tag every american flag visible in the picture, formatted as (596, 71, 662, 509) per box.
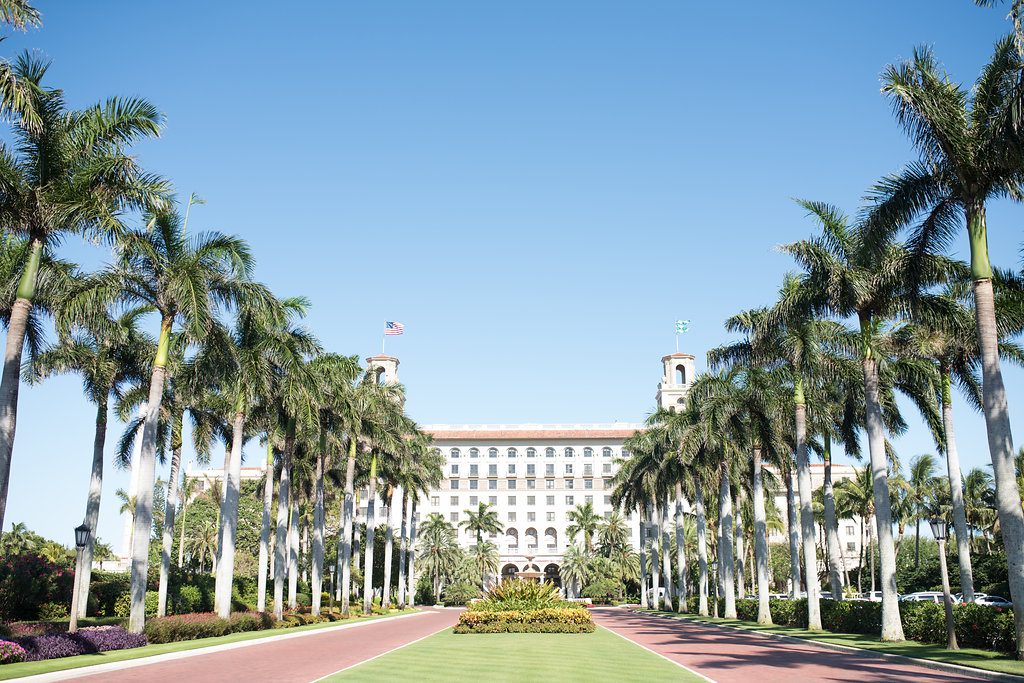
(385, 321, 404, 335)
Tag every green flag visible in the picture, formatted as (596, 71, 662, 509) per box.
(675, 320, 689, 334)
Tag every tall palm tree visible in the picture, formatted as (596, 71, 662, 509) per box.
(905, 454, 938, 568)
(190, 520, 218, 574)
(0, 54, 169, 535)
(416, 512, 461, 598)
(69, 198, 260, 632)
(565, 502, 601, 553)
(783, 201, 947, 641)
(872, 38, 1024, 651)
(177, 474, 198, 568)
(459, 501, 503, 584)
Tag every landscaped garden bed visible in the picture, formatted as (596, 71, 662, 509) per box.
(454, 580, 595, 634)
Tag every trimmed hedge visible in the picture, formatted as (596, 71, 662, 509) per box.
(145, 611, 275, 644)
(454, 608, 595, 634)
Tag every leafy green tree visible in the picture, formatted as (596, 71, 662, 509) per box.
(566, 502, 601, 553)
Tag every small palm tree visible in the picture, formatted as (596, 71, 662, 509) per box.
(905, 454, 938, 567)
(566, 502, 601, 553)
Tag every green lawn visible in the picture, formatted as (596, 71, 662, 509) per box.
(0, 609, 418, 680)
(326, 626, 705, 682)
(645, 609, 1024, 678)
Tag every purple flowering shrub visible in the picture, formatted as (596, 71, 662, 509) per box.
(0, 554, 74, 620)
(15, 626, 146, 662)
(0, 640, 25, 664)
(146, 611, 275, 644)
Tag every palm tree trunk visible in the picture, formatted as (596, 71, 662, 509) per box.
(123, 411, 145, 561)
(288, 488, 299, 609)
(870, 521, 876, 594)
(157, 421, 182, 618)
(752, 446, 771, 624)
(362, 458, 378, 615)
(273, 419, 294, 620)
(639, 515, 649, 609)
(214, 407, 245, 617)
(311, 432, 326, 616)
(649, 503, 660, 608)
(177, 494, 189, 569)
(719, 463, 736, 619)
(822, 434, 843, 600)
(858, 517, 864, 594)
(915, 512, 921, 568)
(301, 520, 308, 585)
(970, 216, 1024, 659)
(786, 469, 802, 599)
(794, 400, 821, 629)
(406, 498, 417, 604)
(941, 371, 975, 602)
(397, 491, 408, 609)
(77, 394, 108, 620)
(862, 351, 904, 641)
(660, 506, 672, 602)
(695, 483, 708, 616)
(734, 490, 745, 602)
(0, 239, 42, 534)
(257, 442, 273, 612)
(382, 486, 399, 609)
(129, 319, 171, 634)
(353, 503, 362, 584)
(674, 482, 687, 613)
(340, 437, 355, 615)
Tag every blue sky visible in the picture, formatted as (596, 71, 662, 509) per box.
(4, 1, 1023, 549)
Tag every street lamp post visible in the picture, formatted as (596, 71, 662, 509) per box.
(68, 522, 91, 633)
(710, 560, 719, 619)
(929, 517, 958, 650)
(329, 564, 336, 613)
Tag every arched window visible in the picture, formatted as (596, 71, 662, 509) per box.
(545, 447, 555, 458)
(470, 448, 479, 458)
(526, 448, 536, 458)
(583, 447, 593, 458)
(564, 447, 574, 458)
(675, 364, 686, 384)
(507, 448, 517, 458)
(544, 527, 557, 549)
(602, 447, 612, 458)
(450, 448, 460, 459)
(488, 447, 498, 458)
(525, 528, 539, 548)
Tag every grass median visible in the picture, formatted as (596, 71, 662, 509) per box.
(643, 608, 1024, 678)
(0, 609, 419, 680)
(325, 625, 706, 682)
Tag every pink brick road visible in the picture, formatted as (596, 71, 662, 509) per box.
(590, 608, 994, 683)
(69, 609, 459, 683)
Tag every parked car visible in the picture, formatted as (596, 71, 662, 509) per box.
(899, 592, 945, 603)
(976, 595, 1012, 608)
(861, 591, 883, 602)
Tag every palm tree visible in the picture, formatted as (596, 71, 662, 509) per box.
(560, 543, 591, 598)
(566, 501, 601, 553)
(964, 467, 996, 551)
(459, 501, 503, 580)
(0, 54, 169, 536)
(115, 488, 137, 554)
(872, 38, 1024, 650)
(467, 541, 500, 589)
(69, 198, 259, 632)
(598, 510, 630, 558)
(416, 513, 460, 598)
(177, 474, 199, 568)
(190, 520, 218, 574)
(24, 303, 151, 617)
(905, 454, 938, 568)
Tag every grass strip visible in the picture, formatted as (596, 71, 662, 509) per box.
(325, 624, 706, 682)
(0, 609, 419, 680)
(644, 609, 1024, 678)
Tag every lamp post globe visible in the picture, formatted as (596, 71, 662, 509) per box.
(69, 523, 91, 633)
(929, 517, 947, 542)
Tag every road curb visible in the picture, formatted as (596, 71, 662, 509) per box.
(637, 609, 1024, 683)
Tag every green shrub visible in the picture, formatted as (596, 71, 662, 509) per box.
(414, 576, 434, 605)
(145, 591, 159, 617)
(113, 591, 131, 618)
(472, 579, 568, 612)
(580, 579, 618, 605)
(176, 585, 202, 614)
(295, 593, 312, 609)
(38, 602, 68, 621)
(454, 607, 595, 634)
(0, 554, 74, 621)
(441, 582, 479, 607)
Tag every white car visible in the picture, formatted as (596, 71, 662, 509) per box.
(899, 592, 945, 603)
(861, 591, 884, 602)
(976, 595, 1012, 608)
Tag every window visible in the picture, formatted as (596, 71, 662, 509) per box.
(508, 464, 516, 474)
(584, 447, 593, 458)
(468, 496, 477, 506)
(545, 447, 555, 458)
(451, 480, 460, 490)
(489, 448, 498, 458)
(451, 464, 459, 475)
(565, 463, 574, 475)
(566, 495, 574, 506)
(450, 512, 459, 523)
(507, 479, 517, 490)
(527, 480, 536, 489)
(547, 511, 556, 521)
(489, 496, 497, 505)
(528, 512, 536, 522)
(545, 479, 554, 489)
(488, 464, 497, 476)
(451, 448, 461, 459)
(450, 496, 459, 505)
(603, 463, 612, 474)
(564, 447, 575, 458)
(605, 510, 613, 519)
(585, 479, 593, 490)
(526, 448, 536, 458)
(846, 525, 855, 537)
(584, 464, 593, 476)
(604, 496, 612, 505)
(470, 448, 479, 458)
(566, 479, 574, 489)
(846, 541, 856, 552)
(430, 496, 439, 506)
(545, 463, 555, 475)
(470, 464, 479, 476)
(469, 480, 478, 490)
(507, 448, 517, 458)
(585, 495, 593, 504)
(621, 449, 630, 459)
(527, 464, 536, 475)
(527, 496, 536, 505)
(602, 447, 612, 458)
(603, 478, 612, 488)
(488, 479, 497, 489)
(509, 512, 517, 522)
(546, 495, 555, 506)
(508, 496, 516, 505)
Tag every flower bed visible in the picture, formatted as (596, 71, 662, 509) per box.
(454, 607, 595, 634)
(145, 611, 275, 644)
(0, 641, 25, 665)
(14, 626, 145, 662)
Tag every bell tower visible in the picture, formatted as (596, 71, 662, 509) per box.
(656, 352, 695, 411)
(365, 354, 404, 405)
